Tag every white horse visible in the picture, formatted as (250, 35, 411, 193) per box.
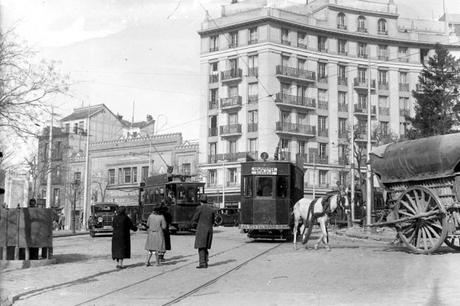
(292, 192, 349, 250)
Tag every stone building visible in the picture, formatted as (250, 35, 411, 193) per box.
(198, 0, 460, 205)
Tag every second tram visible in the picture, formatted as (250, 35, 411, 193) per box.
(239, 155, 304, 240)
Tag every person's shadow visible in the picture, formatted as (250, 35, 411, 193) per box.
(208, 259, 236, 267)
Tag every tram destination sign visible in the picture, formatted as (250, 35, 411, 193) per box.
(251, 167, 278, 175)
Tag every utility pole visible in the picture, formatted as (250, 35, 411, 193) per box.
(82, 104, 91, 230)
(222, 161, 226, 208)
(46, 106, 53, 209)
(312, 153, 316, 198)
(366, 49, 373, 228)
(349, 69, 356, 224)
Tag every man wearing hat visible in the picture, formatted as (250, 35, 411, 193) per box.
(192, 194, 215, 269)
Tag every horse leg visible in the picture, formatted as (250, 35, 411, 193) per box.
(320, 218, 331, 251)
(314, 217, 325, 250)
(293, 220, 298, 250)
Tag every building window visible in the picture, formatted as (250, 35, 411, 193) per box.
(318, 36, 327, 52)
(358, 67, 367, 82)
(358, 94, 368, 108)
(318, 89, 328, 104)
(281, 28, 290, 45)
(297, 112, 307, 125)
(378, 70, 388, 85)
(398, 47, 408, 62)
(74, 172, 81, 184)
(108, 169, 116, 185)
(73, 123, 78, 134)
(318, 62, 327, 79)
(378, 45, 388, 60)
(208, 169, 217, 186)
(297, 31, 307, 48)
(337, 12, 346, 29)
(229, 58, 238, 71)
(209, 115, 218, 136)
(210, 35, 219, 51)
(319, 170, 328, 186)
(248, 83, 258, 104)
(358, 42, 368, 58)
(357, 16, 367, 32)
(338, 91, 347, 111)
(141, 166, 149, 181)
(379, 96, 390, 115)
(380, 121, 389, 136)
(65, 123, 70, 133)
(281, 55, 290, 67)
(338, 118, 347, 137)
(378, 19, 387, 34)
(228, 168, 238, 184)
(182, 163, 191, 176)
(399, 97, 410, 116)
(248, 54, 258, 77)
(338, 144, 347, 163)
(248, 110, 258, 132)
(209, 142, 217, 156)
(248, 138, 258, 154)
(123, 167, 131, 184)
(399, 71, 408, 84)
(249, 27, 258, 44)
(338, 39, 347, 55)
(209, 88, 218, 109)
(229, 31, 238, 48)
(229, 139, 237, 154)
(318, 116, 328, 137)
(132, 167, 137, 183)
(209, 62, 218, 83)
(78, 121, 84, 133)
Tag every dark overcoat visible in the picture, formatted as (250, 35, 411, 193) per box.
(161, 210, 172, 250)
(112, 213, 137, 259)
(192, 204, 215, 249)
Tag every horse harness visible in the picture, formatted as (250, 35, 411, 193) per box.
(308, 193, 345, 219)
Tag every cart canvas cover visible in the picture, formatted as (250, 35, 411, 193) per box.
(370, 133, 460, 184)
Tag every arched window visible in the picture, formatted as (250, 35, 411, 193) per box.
(378, 19, 387, 34)
(357, 16, 367, 32)
(337, 12, 346, 29)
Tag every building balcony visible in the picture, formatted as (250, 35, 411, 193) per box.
(220, 96, 242, 110)
(274, 93, 316, 111)
(357, 53, 368, 59)
(318, 129, 328, 137)
(338, 131, 348, 139)
(378, 30, 388, 35)
(398, 57, 409, 62)
(338, 50, 348, 56)
(318, 47, 328, 53)
(208, 127, 218, 137)
(275, 65, 316, 84)
(355, 133, 377, 142)
(400, 109, 410, 117)
(378, 55, 389, 61)
(354, 104, 377, 117)
(338, 77, 347, 86)
(399, 83, 410, 92)
(357, 27, 368, 33)
(248, 67, 258, 78)
(209, 74, 219, 83)
(281, 39, 290, 46)
(318, 100, 328, 110)
(275, 122, 316, 138)
(337, 24, 347, 30)
(338, 157, 349, 165)
(308, 155, 329, 164)
(228, 42, 238, 49)
(318, 76, 328, 84)
(248, 39, 258, 45)
(378, 82, 389, 90)
(221, 69, 242, 83)
(297, 42, 308, 49)
(248, 123, 258, 133)
(338, 103, 348, 112)
(208, 152, 257, 164)
(219, 124, 242, 137)
(248, 95, 258, 104)
(208, 101, 218, 110)
(354, 78, 376, 91)
(379, 107, 390, 116)
(209, 46, 219, 52)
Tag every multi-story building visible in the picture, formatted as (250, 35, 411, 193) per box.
(198, 0, 460, 206)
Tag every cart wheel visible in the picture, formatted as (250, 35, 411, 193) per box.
(444, 235, 460, 251)
(396, 186, 447, 254)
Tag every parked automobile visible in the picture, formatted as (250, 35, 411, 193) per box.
(214, 208, 239, 227)
(88, 202, 119, 237)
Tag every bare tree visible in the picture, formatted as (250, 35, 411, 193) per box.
(92, 170, 109, 203)
(0, 29, 69, 138)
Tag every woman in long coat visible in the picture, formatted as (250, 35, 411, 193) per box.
(145, 207, 167, 266)
(158, 204, 172, 261)
(112, 206, 138, 269)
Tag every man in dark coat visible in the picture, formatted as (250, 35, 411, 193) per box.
(158, 203, 172, 261)
(191, 194, 215, 269)
(112, 206, 138, 269)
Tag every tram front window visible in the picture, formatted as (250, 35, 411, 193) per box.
(256, 177, 273, 197)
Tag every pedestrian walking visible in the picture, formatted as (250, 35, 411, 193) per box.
(145, 206, 167, 266)
(58, 213, 65, 230)
(158, 203, 172, 261)
(112, 206, 138, 269)
(191, 194, 215, 269)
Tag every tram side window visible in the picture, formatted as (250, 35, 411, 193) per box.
(256, 177, 273, 197)
(277, 176, 288, 198)
(166, 185, 176, 204)
(186, 186, 196, 202)
(243, 176, 253, 197)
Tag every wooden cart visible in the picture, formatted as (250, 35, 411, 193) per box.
(370, 133, 460, 254)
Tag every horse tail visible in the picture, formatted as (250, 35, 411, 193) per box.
(302, 200, 315, 245)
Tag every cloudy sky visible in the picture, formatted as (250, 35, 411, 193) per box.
(1, 0, 459, 142)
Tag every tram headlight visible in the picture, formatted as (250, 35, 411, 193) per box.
(98, 217, 103, 223)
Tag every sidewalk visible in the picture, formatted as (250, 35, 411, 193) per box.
(335, 225, 397, 243)
(53, 229, 89, 238)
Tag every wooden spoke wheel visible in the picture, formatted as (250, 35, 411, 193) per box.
(395, 186, 447, 254)
(444, 235, 460, 251)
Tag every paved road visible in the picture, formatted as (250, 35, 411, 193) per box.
(2, 227, 460, 305)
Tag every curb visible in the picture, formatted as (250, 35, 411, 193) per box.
(53, 231, 89, 238)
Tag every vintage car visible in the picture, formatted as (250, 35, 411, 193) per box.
(88, 202, 119, 237)
(214, 208, 240, 227)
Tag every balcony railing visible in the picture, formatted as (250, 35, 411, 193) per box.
(338, 103, 348, 112)
(228, 42, 238, 49)
(398, 57, 409, 62)
(248, 95, 259, 104)
(399, 83, 410, 92)
(338, 157, 349, 165)
(318, 76, 328, 84)
(378, 55, 389, 61)
(338, 77, 347, 86)
(354, 78, 376, 90)
(275, 122, 316, 136)
(209, 74, 219, 83)
(208, 101, 218, 110)
(338, 50, 347, 56)
(208, 152, 257, 163)
(274, 93, 316, 109)
(379, 107, 390, 116)
(358, 52, 368, 59)
(275, 65, 316, 82)
(400, 109, 410, 117)
(209, 46, 219, 52)
(220, 124, 242, 136)
(221, 69, 242, 82)
(248, 123, 258, 133)
(354, 104, 377, 116)
(208, 127, 218, 137)
(378, 30, 388, 35)
(248, 67, 258, 77)
(338, 131, 348, 139)
(318, 47, 328, 53)
(309, 155, 329, 164)
(297, 42, 308, 49)
(220, 96, 242, 109)
(357, 27, 368, 33)
(378, 82, 389, 90)
(318, 129, 328, 137)
(337, 24, 347, 30)
(248, 39, 258, 45)
(318, 100, 328, 110)
(281, 39, 290, 46)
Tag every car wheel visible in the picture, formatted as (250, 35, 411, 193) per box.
(215, 215, 223, 226)
(90, 231, 95, 238)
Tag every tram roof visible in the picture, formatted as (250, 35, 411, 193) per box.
(370, 133, 460, 184)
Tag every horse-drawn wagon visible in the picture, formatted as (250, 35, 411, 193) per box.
(370, 133, 460, 254)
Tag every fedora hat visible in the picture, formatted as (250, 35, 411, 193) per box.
(199, 194, 208, 203)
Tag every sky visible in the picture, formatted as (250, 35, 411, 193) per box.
(1, 0, 459, 145)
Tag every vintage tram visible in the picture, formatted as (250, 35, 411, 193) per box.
(239, 153, 304, 240)
(140, 173, 205, 233)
